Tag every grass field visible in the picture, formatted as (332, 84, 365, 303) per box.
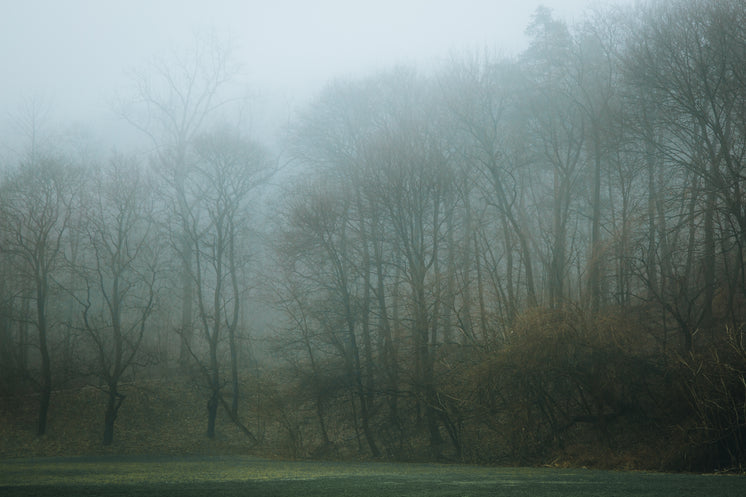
(1, 456, 744, 496)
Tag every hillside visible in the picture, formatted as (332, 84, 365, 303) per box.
(0, 377, 260, 459)
(0, 373, 680, 471)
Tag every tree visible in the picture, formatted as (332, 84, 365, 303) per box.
(376, 115, 454, 458)
(441, 54, 539, 319)
(284, 76, 403, 457)
(74, 155, 160, 445)
(280, 181, 382, 457)
(572, 16, 626, 312)
(625, 0, 746, 349)
(0, 157, 77, 435)
(180, 126, 268, 439)
(522, 7, 586, 307)
(121, 32, 244, 366)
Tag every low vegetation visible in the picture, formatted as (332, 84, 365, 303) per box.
(2, 307, 745, 472)
(2, 456, 746, 497)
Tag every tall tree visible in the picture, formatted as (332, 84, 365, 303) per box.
(625, 0, 746, 348)
(75, 156, 160, 445)
(0, 157, 77, 435)
(181, 126, 267, 439)
(573, 16, 625, 311)
(521, 7, 587, 307)
(441, 55, 538, 316)
(121, 33, 243, 366)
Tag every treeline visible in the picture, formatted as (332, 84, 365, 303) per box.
(0, 32, 274, 447)
(2, 0, 746, 471)
(270, 0, 746, 469)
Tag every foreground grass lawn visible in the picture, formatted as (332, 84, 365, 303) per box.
(1, 456, 744, 496)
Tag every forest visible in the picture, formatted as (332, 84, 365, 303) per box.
(2, 0, 746, 472)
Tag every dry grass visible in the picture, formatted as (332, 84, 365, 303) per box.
(0, 377, 258, 459)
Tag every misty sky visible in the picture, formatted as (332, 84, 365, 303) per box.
(1, 0, 626, 147)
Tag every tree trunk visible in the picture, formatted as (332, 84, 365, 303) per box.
(316, 394, 330, 445)
(460, 191, 475, 340)
(207, 390, 219, 439)
(646, 138, 659, 301)
(37, 361, 51, 437)
(358, 212, 377, 419)
(207, 339, 220, 439)
(702, 170, 716, 326)
(228, 221, 242, 418)
(179, 234, 194, 367)
(36, 277, 51, 437)
(103, 387, 125, 446)
(347, 317, 380, 457)
(550, 169, 567, 308)
(177, 162, 194, 368)
(373, 227, 400, 433)
(589, 128, 603, 312)
(229, 330, 239, 418)
(473, 231, 488, 342)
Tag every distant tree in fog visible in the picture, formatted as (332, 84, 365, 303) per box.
(0, 157, 78, 435)
(179, 126, 270, 440)
(120, 32, 245, 367)
(72, 155, 161, 445)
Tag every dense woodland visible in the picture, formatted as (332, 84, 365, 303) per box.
(2, 0, 746, 471)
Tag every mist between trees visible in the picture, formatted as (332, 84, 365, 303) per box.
(2, 0, 746, 472)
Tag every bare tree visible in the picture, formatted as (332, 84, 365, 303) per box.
(180, 126, 268, 439)
(120, 32, 244, 366)
(0, 157, 77, 435)
(73, 155, 160, 445)
(441, 55, 539, 316)
(522, 7, 586, 307)
(625, 0, 746, 349)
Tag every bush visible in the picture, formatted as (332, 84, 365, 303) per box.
(676, 325, 746, 471)
(455, 306, 668, 466)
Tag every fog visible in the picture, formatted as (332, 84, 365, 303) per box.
(1, 0, 618, 148)
(10, 0, 745, 472)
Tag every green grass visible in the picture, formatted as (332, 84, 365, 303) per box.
(1, 456, 744, 496)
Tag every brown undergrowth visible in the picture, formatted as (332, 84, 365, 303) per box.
(0, 377, 257, 459)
